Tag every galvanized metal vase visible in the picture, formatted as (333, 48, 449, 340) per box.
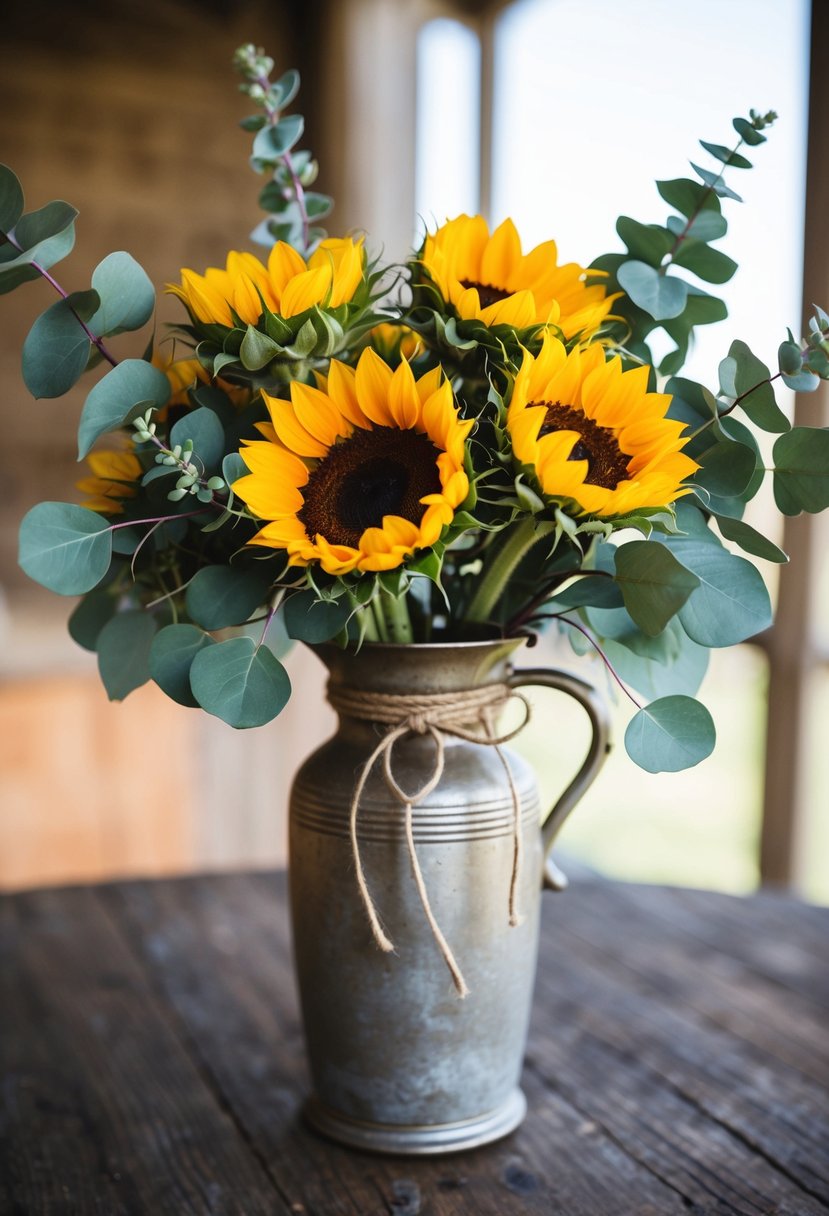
(289, 637, 609, 1155)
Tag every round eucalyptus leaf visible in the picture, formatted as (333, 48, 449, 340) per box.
(283, 590, 351, 643)
(773, 428, 829, 515)
(14, 200, 78, 250)
(169, 407, 225, 475)
(668, 539, 773, 646)
(68, 586, 118, 651)
(185, 565, 272, 631)
(190, 637, 291, 728)
(97, 610, 158, 701)
(617, 261, 689, 321)
(88, 251, 155, 337)
(150, 624, 215, 707)
(625, 695, 716, 773)
(77, 359, 170, 458)
(18, 502, 112, 594)
(614, 541, 700, 637)
(22, 289, 99, 398)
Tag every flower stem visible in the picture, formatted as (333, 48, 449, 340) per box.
(378, 586, 414, 643)
(466, 517, 556, 625)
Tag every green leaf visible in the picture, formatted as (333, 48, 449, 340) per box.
(722, 340, 790, 433)
(240, 325, 281, 369)
(665, 211, 728, 242)
(19, 502, 112, 594)
(672, 241, 737, 284)
(614, 541, 700, 636)
(694, 430, 757, 497)
(689, 164, 743, 202)
(625, 695, 716, 772)
(222, 452, 248, 486)
(283, 590, 351, 643)
(773, 428, 829, 514)
(0, 212, 76, 289)
(699, 140, 752, 169)
(657, 178, 722, 218)
(547, 576, 623, 611)
(617, 261, 688, 320)
(97, 610, 158, 700)
(77, 358, 171, 458)
(68, 586, 118, 650)
(781, 368, 820, 393)
(778, 339, 802, 375)
(252, 114, 304, 160)
(21, 288, 99, 397)
(190, 636, 291, 728)
(713, 515, 787, 563)
(272, 68, 300, 109)
(603, 619, 709, 700)
(732, 117, 767, 145)
(0, 163, 24, 232)
(185, 565, 272, 630)
(13, 200, 78, 250)
(169, 407, 225, 475)
(304, 191, 333, 220)
(88, 252, 155, 336)
(615, 217, 673, 267)
(150, 623, 215, 707)
(666, 538, 772, 645)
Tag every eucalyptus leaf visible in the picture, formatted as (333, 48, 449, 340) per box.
(150, 623, 215, 707)
(170, 407, 225, 474)
(781, 368, 820, 393)
(694, 430, 757, 497)
(773, 428, 829, 514)
(77, 359, 171, 458)
(615, 216, 673, 267)
(68, 586, 118, 651)
(185, 565, 272, 630)
(689, 164, 743, 202)
(625, 695, 716, 772)
(547, 576, 623, 612)
(667, 538, 773, 645)
(0, 163, 24, 232)
(656, 178, 721, 219)
(283, 590, 351, 642)
(732, 117, 767, 145)
(604, 619, 709, 701)
(617, 261, 688, 321)
(190, 636, 291, 728)
(97, 610, 158, 700)
(713, 515, 787, 563)
(21, 289, 99, 398)
(725, 340, 789, 432)
(614, 541, 699, 636)
(666, 212, 728, 242)
(699, 140, 752, 169)
(88, 252, 155, 336)
(14, 200, 78, 250)
(672, 242, 737, 285)
(19, 502, 112, 594)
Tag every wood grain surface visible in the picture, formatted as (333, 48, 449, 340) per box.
(2, 873, 827, 1215)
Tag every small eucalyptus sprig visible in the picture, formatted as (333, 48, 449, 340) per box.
(234, 43, 333, 255)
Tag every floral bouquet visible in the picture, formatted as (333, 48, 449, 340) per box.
(8, 44, 829, 774)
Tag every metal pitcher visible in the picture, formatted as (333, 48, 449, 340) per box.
(289, 636, 609, 1154)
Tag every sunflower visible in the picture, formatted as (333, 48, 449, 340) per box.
(420, 214, 615, 341)
(232, 349, 473, 574)
(168, 237, 365, 329)
(507, 334, 697, 517)
(77, 450, 142, 515)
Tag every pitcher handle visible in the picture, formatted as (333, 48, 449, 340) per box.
(508, 667, 611, 892)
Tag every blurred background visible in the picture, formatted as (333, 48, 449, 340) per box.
(1, 0, 825, 898)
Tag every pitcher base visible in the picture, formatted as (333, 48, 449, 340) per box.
(303, 1087, 527, 1155)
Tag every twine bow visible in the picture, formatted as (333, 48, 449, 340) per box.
(328, 682, 531, 998)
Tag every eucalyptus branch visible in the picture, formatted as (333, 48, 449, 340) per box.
(538, 612, 643, 712)
(506, 568, 615, 635)
(132, 411, 227, 504)
(4, 231, 118, 367)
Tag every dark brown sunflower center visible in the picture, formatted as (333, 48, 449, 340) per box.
(535, 400, 631, 490)
(298, 427, 442, 548)
(459, 278, 511, 309)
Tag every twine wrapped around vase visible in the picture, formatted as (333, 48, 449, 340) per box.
(327, 681, 532, 997)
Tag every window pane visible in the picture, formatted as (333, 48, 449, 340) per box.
(415, 18, 481, 243)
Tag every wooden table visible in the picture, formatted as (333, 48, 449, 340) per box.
(2, 872, 827, 1215)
